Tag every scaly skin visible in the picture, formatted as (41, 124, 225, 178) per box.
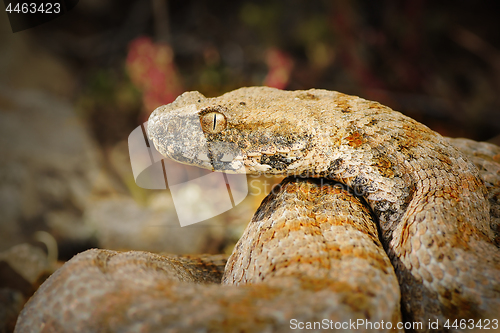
(16, 179, 402, 333)
(15, 88, 500, 332)
(446, 137, 500, 246)
(148, 87, 500, 329)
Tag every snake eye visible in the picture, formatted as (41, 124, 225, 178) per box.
(200, 111, 227, 134)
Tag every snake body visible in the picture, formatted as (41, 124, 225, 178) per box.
(15, 87, 500, 332)
(16, 179, 403, 332)
(147, 87, 500, 325)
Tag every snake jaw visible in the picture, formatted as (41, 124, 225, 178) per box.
(147, 104, 250, 173)
(148, 98, 317, 175)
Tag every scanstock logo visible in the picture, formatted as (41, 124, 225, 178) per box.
(128, 123, 248, 227)
(3, 0, 79, 32)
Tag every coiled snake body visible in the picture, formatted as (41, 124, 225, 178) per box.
(16, 87, 500, 332)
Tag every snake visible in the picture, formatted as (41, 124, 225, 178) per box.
(15, 87, 500, 332)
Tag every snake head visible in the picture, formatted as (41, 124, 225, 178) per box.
(147, 88, 315, 175)
(147, 92, 246, 173)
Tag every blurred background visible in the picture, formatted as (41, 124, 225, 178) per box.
(1, 0, 500, 330)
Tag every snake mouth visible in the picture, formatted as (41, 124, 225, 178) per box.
(203, 141, 246, 172)
(148, 109, 246, 173)
(164, 141, 246, 173)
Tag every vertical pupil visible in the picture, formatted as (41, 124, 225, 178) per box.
(213, 114, 217, 130)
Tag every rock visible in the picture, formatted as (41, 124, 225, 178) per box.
(0, 244, 53, 333)
(0, 86, 102, 251)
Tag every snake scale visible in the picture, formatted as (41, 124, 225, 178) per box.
(15, 87, 500, 332)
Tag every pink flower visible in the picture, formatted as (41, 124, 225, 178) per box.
(264, 48, 294, 89)
(126, 37, 183, 111)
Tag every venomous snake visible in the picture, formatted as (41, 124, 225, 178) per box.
(15, 87, 500, 332)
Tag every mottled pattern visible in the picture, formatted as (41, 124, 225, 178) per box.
(447, 137, 500, 246)
(147, 87, 500, 329)
(15, 88, 500, 333)
(223, 178, 402, 325)
(16, 179, 402, 333)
